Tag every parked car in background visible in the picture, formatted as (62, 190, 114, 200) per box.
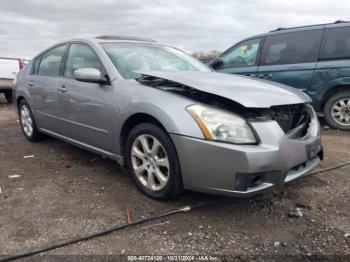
(210, 20, 350, 130)
(14, 36, 322, 200)
(0, 57, 25, 103)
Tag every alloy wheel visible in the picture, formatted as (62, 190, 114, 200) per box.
(20, 104, 34, 137)
(331, 98, 350, 126)
(131, 134, 170, 191)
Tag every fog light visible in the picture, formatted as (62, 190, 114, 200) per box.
(235, 173, 265, 191)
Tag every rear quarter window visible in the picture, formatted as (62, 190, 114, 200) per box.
(260, 30, 322, 65)
(32, 56, 41, 74)
(320, 27, 350, 60)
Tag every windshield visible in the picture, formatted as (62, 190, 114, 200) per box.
(101, 42, 211, 79)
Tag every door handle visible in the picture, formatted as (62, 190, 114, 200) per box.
(258, 73, 272, 80)
(245, 74, 256, 77)
(27, 81, 34, 87)
(57, 85, 67, 93)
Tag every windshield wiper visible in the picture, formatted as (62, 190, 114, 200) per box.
(136, 74, 193, 92)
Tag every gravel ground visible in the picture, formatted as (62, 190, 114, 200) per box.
(0, 96, 349, 261)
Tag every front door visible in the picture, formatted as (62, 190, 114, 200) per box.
(57, 43, 114, 152)
(257, 29, 323, 92)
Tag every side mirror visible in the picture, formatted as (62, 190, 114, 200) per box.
(73, 68, 106, 84)
(207, 57, 223, 69)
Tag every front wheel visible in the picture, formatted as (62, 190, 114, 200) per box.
(324, 91, 350, 130)
(125, 123, 183, 200)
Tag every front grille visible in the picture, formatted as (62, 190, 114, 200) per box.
(258, 104, 312, 138)
(272, 104, 309, 132)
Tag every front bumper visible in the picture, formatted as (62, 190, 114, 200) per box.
(171, 114, 322, 197)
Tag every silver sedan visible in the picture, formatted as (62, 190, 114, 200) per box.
(14, 36, 323, 199)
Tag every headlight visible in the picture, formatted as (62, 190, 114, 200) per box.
(186, 104, 257, 144)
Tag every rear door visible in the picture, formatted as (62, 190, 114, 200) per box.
(311, 26, 350, 109)
(57, 43, 114, 151)
(215, 38, 262, 77)
(27, 44, 68, 132)
(257, 29, 323, 92)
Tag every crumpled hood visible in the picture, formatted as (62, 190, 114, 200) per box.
(137, 70, 311, 108)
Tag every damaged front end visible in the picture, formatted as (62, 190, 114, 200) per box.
(137, 74, 317, 140)
(136, 71, 322, 196)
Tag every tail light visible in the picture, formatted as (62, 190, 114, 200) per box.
(18, 59, 25, 70)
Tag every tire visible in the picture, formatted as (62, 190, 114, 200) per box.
(125, 123, 184, 200)
(18, 99, 42, 142)
(324, 91, 350, 131)
(4, 90, 13, 103)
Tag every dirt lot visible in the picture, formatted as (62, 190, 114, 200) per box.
(0, 97, 349, 261)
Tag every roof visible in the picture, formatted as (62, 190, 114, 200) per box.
(237, 20, 350, 43)
(270, 20, 350, 32)
(30, 35, 166, 61)
(94, 35, 156, 43)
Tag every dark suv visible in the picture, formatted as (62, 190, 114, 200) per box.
(210, 20, 350, 130)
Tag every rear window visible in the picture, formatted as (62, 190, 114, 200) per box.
(260, 30, 322, 65)
(38, 45, 67, 76)
(320, 27, 350, 60)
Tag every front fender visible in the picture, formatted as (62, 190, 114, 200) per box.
(111, 85, 205, 156)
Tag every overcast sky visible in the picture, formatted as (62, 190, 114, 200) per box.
(1, 0, 350, 59)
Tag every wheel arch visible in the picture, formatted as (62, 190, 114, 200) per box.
(119, 113, 170, 158)
(16, 95, 25, 107)
(321, 85, 350, 110)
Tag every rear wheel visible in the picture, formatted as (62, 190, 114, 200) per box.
(4, 90, 13, 103)
(18, 100, 42, 141)
(125, 123, 183, 200)
(324, 91, 350, 131)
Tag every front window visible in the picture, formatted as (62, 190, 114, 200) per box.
(101, 43, 210, 79)
(217, 38, 261, 69)
(64, 43, 104, 78)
